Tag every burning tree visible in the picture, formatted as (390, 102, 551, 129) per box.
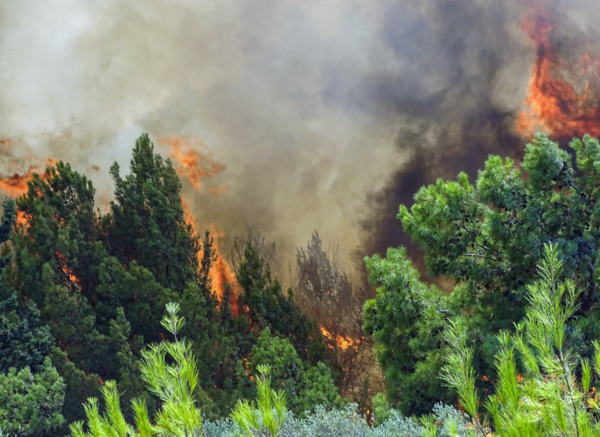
(296, 231, 380, 407)
(235, 240, 328, 366)
(7, 136, 245, 426)
(3, 134, 345, 431)
(517, 3, 600, 140)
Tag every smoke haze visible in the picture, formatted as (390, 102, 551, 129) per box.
(1, 0, 597, 284)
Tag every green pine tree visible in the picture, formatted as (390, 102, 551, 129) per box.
(0, 198, 66, 435)
(0, 357, 65, 436)
(364, 133, 600, 415)
(443, 244, 600, 436)
(239, 328, 344, 417)
(362, 247, 452, 416)
(231, 364, 288, 437)
(70, 303, 204, 437)
(237, 242, 327, 364)
(103, 133, 201, 292)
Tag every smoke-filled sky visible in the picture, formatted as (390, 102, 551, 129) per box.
(1, 0, 598, 283)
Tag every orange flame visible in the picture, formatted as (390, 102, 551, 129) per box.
(55, 251, 80, 290)
(516, 5, 600, 139)
(0, 158, 58, 198)
(156, 135, 226, 190)
(320, 325, 356, 351)
(0, 166, 39, 198)
(208, 224, 242, 318)
(181, 197, 242, 317)
(161, 135, 238, 314)
(181, 198, 199, 235)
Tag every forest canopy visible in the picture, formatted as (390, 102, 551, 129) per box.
(3, 133, 600, 436)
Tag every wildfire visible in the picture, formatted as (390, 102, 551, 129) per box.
(0, 158, 58, 198)
(208, 224, 242, 317)
(163, 134, 240, 315)
(55, 251, 80, 290)
(156, 135, 226, 190)
(0, 143, 59, 226)
(181, 199, 242, 317)
(320, 325, 356, 351)
(0, 166, 39, 198)
(181, 198, 199, 235)
(516, 4, 600, 139)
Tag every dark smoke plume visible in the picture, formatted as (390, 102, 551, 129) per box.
(357, 0, 529, 281)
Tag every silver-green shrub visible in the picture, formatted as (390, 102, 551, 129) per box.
(201, 403, 470, 437)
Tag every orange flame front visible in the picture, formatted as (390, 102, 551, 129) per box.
(182, 203, 242, 317)
(516, 4, 600, 139)
(165, 135, 241, 316)
(0, 166, 40, 198)
(320, 325, 356, 351)
(156, 135, 226, 190)
(208, 224, 242, 318)
(0, 140, 58, 225)
(0, 155, 58, 198)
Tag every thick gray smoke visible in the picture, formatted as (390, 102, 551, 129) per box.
(0, 0, 595, 285)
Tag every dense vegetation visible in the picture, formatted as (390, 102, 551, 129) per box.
(3, 132, 600, 436)
(365, 133, 600, 416)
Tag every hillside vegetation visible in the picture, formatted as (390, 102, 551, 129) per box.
(3, 133, 600, 436)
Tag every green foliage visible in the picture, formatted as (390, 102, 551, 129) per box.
(231, 364, 288, 437)
(241, 329, 343, 417)
(0, 292, 54, 374)
(237, 242, 326, 364)
(366, 133, 600, 414)
(70, 302, 204, 437)
(0, 357, 65, 435)
(371, 392, 392, 426)
(205, 403, 471, 437)
(9, 136, 252, 424)
(362, 247, 452, 415)
(0, 197, 66, 436)
(104, 133, 201, 291)
(14, 161, 105, 305)
(0, 198, 15, 271)
(443, 244, 600, 436)
(441, 319, 486, 435)
(11, 162, 119, 423)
